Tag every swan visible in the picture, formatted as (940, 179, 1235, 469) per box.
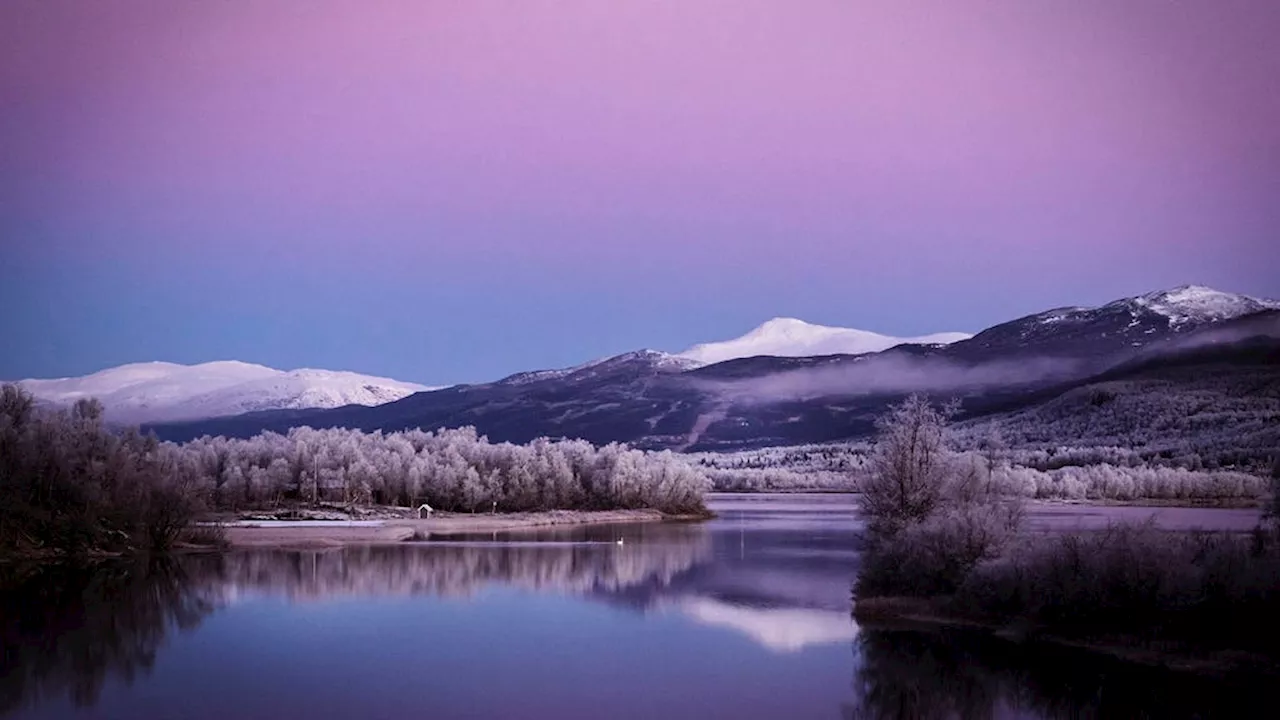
(616, 538, 624, 545)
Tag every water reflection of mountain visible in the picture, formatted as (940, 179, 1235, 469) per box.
(666, 597, 857, 652)
(594, 514, 856, 606)
(0, 559, 227, 716)
(579, 506, 862, 652)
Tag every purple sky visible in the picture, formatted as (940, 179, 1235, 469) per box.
(2, 0, 1278, 385)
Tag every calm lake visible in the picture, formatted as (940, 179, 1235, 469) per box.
(1, 494, 1269, 719)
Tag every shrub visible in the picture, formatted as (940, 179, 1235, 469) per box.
(856, 499, 1023, 597)
(180, 523, 229, 550)
(953, 522, 1280, 653)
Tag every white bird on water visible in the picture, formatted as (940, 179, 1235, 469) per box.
(616, 538, 624, 545)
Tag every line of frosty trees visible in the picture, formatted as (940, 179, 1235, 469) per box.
(0, 385, 710, 525)
(701, 454, 1269, 500)
(181, 424, 710, 514)
(695, 435, 1272, 501)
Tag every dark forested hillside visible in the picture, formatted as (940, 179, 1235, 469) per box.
(955, 336, 1280, 470)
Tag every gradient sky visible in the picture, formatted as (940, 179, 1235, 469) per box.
(2, 1, 1278, 385)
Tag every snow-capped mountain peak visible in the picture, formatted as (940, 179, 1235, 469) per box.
(965, 284, 1280, 359)
(678, 318, 971, 365)
(1125, 285, 1280, 325)
(16, 361, 436, 424)
(750, 317, 819, 335)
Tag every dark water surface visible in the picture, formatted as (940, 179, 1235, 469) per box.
(1, 494, 1270, 719)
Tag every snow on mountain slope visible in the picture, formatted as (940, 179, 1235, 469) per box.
(498, 349, 700, 385)
(945, 284, 1280, 362)
(16, 361, 435, 423)
(1126, 285, 1280, 325)
(677, 318, 971, 365)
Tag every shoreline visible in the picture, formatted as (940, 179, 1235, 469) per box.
(710, 489, 1265, 509)
(219, 509, 698, 549)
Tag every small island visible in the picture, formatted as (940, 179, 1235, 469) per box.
(850, 395, 1280, 678)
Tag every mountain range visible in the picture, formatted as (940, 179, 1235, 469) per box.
(14, 361, 434, 424)
(120, 285, 1278, 462)
(13, 316, 974, 424)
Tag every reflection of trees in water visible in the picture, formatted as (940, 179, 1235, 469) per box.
(0, 558, 226, 716)
(846, 628, 1271, 720)
(219, 533, 711, 601)
(0, 538, 709, 716)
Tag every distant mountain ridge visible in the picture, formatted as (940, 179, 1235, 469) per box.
(145, 285, 1280, 458)
(16, 361, 435, 424)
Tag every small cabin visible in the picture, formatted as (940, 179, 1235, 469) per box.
(417, 503, 434, 519)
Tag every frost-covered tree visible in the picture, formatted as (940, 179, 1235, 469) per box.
(979, 429, 1005, 476)
(856, 395, 1024, 598)
(151, 421, 711, 515)
(860, 395, 955, 538)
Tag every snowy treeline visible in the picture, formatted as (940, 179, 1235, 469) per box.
(80, 401, 711, 516)
(692, 434, 1271, 502)
(691, 443, 869, 491)
(699, 467, 854, 492)
(991, 443, 1277, 478)
(987, 464, 1267, 501)
(180, 425, 710, 514)
(691, 443, 871, 472)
